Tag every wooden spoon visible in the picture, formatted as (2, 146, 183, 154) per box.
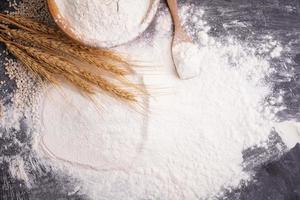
(166, 0, 191, 44)
(166, 0, 201, 80)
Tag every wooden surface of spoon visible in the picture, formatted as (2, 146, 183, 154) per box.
(166, 0, 192, 44)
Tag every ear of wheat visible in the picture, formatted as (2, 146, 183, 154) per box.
(0, 13, 142, 102)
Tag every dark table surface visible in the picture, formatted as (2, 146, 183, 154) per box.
(1, 0, 300, 200)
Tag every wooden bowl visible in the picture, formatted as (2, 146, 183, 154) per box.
(47, 0, 160, 48)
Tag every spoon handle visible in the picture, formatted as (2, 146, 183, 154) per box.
(166, 0, 182, 31)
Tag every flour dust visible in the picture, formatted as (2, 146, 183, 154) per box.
(172, 42, 202, 79)
(29, 3, 300, 200)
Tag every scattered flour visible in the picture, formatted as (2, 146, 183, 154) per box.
(8, 156, 30, 186)
(54, 0, 159, 47)
(34, 4, 300, 200)
(172, 42, 202, 79)
(270, 45, 283, 58)
(38, 83, 148, 171)
(0, 56, 43, 189)
(1, 1, 300, 200)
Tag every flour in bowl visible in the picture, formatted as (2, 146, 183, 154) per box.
(54, 0, 159, 47)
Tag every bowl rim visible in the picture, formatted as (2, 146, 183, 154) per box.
(47, 0, 160, 48)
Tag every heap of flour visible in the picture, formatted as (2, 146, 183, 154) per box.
(172, 42, 202, 79)
(33, 3, 300, 200)
(54, 0, 157, 47)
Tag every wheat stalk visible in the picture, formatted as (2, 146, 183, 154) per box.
(0, 13, 63, 36)
(0, 14, 142, 102)
(0, 36, 94, 94)
(19, 43, 136, 101)
(0, 30, 136, 101)
(3, 41, 56, 84)
(0, 27, 129, 76)
(0, 13, 131, 66)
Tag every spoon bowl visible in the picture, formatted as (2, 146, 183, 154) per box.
(166, 0, 201, 80)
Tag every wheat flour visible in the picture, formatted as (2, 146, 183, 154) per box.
(172, 42, 202, 79)
(54, 0, 158, 47)
(35, 4, 300, 200)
